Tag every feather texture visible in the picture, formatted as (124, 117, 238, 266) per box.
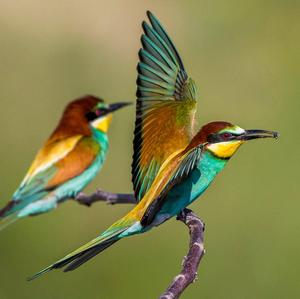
(132, 11, 198, 202)
(17, 135, 83, 196)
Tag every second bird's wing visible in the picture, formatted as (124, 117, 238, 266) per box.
(132, 11, 198, 202)
(2, 136, 100, 217)
(12, 135, 82, 201)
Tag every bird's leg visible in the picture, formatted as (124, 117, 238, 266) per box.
(160, 209, 205, 299)
(75, 189, 136, 206)
(176, 208, 192, 221)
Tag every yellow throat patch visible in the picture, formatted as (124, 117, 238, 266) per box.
(207, 140, 244, 159)
(92, 114, 112, 133)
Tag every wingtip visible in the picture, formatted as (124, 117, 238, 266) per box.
(142, 20, 148, 28)
(146, 10, 158, 24)
(0, 214, 18, 232)
(142, 20, 150, 33)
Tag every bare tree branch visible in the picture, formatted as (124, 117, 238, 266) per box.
(159, 209, 205, 299)
(75, 189, 136, 206)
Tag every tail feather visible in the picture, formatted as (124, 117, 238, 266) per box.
(64, 239, 118, 272)
(0, 198, 31, 231)
(0, 200, 18, 218)
(0, 213, 19, 232)
(27, 244, 112, 281)
(28, 219, 139, 281)
(27, 240, 117, 281)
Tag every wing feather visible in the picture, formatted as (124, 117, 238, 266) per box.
(13, 135, 82, 200)
(46, 137, 100, 190)
(141, 146, 201, 226)
(136, 144, 203, 226)
(18, 135, 82, 192)
(132, 11, 198, 201)
(13, 136, 99, 201)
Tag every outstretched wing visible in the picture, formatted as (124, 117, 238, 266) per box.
(132, 11, 198, 201)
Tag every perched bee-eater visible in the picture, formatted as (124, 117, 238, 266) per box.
(29, 11, 278, 279)
(0, 95, 130, 229)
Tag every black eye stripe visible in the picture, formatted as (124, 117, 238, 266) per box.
(86, 111, 98, 121)
(208, 132, 239, 143)
(86, 108, 110, 122)
(207, 133, 222, 143)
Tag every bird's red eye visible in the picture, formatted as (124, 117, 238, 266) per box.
(222, 132, 232, 140)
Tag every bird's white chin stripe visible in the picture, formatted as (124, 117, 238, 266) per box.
(91, 115, 112, 132)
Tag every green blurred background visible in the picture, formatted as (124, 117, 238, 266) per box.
(0, 0, 299, 298)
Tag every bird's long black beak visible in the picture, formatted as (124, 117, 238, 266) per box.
(87, 102, 131, 121)
(108, 102, 132, 113)
(240, 129, 279, 141)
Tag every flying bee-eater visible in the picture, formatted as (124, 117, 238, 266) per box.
(29, 11, 278, 279)
(0, 95, 130, 229)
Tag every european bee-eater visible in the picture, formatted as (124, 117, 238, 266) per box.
(0, 95, 130, 229)
(29, 11, 278, 279)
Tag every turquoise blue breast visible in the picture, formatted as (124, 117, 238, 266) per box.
(92, 128, 109, 153)
(150, 151, 228, 227)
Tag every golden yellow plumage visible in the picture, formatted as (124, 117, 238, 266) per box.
(22, 135, 82, 186)
(207, 141, 244, 159)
